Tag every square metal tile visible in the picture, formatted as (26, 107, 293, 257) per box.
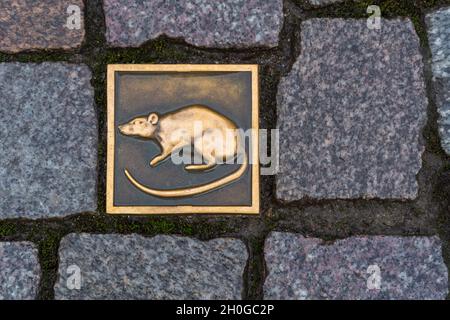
(107, 64, 259, 214)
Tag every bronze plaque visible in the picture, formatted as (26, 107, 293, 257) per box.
(106, 65, 259, 214)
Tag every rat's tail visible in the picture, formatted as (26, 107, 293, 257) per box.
(124, 153, 248, 198)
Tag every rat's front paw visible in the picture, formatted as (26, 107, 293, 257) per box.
(150, 158, 160, 167)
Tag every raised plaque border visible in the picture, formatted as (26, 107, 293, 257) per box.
(106, 64, 260, 215)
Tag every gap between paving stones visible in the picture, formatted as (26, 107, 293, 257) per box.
(0, 0, 449, 300)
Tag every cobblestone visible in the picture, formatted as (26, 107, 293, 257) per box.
(276, 19, 427, 201)
(103, 0, 283, 48)
(0, 242, 40, 300)
(264, 232, 448, 300)
(54, 233, 248, 299)
(0, 0, 85, 53)
(0, 63, 97, 219)
(426, 7, 450, 155)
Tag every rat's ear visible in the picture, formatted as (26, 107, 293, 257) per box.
(147, 113, 159, 125)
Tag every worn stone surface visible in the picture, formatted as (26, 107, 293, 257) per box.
(0, 242, 40, 300)
(307, 0, 364, 6)
(54, 233, 247, 300)
(0, 63, 97, 219)
(0, 0, 85, 53)
(264, 232, 448, 300)
(426, 7, 450, 155)
(307, 0, 344, 6)
(103, 0, 283, 48)
(276, 19, 427, 201)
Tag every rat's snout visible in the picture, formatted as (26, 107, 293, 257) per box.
(118, 123, 133, 135)
(118, 117, 152, 138)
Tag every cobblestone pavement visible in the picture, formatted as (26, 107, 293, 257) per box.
(0, 0, 449, 300)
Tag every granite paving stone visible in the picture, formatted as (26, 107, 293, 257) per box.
(54, 233, 248, 300)
(0, 0, 85, 53)
(426, 7, 450, 155)
(103, 0, 283, 48)
(307, 0, 344, 6)
(0, 242, 40, 300)
(307, 0, 365, 6)
(276, 19, 428, 201)
(264, 232, 448, 300)
(0, 63, 97, 219)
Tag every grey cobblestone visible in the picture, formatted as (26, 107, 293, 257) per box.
(54, 233, 248, 300)
(0, 242, 40, 300)
(308, 0, 344, 6)
(276, 19, 427, 201)
(264, 232, 448, 300)
(0, 0, 85, 53)
(0, 63, 97, 219)
(103, 0, 283, 48)
(426, 7, 450, 155)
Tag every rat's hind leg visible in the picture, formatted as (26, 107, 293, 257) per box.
(184, 152, 216, 171)
(185, 135, 217, 171)
(151, 141, 190, 167)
